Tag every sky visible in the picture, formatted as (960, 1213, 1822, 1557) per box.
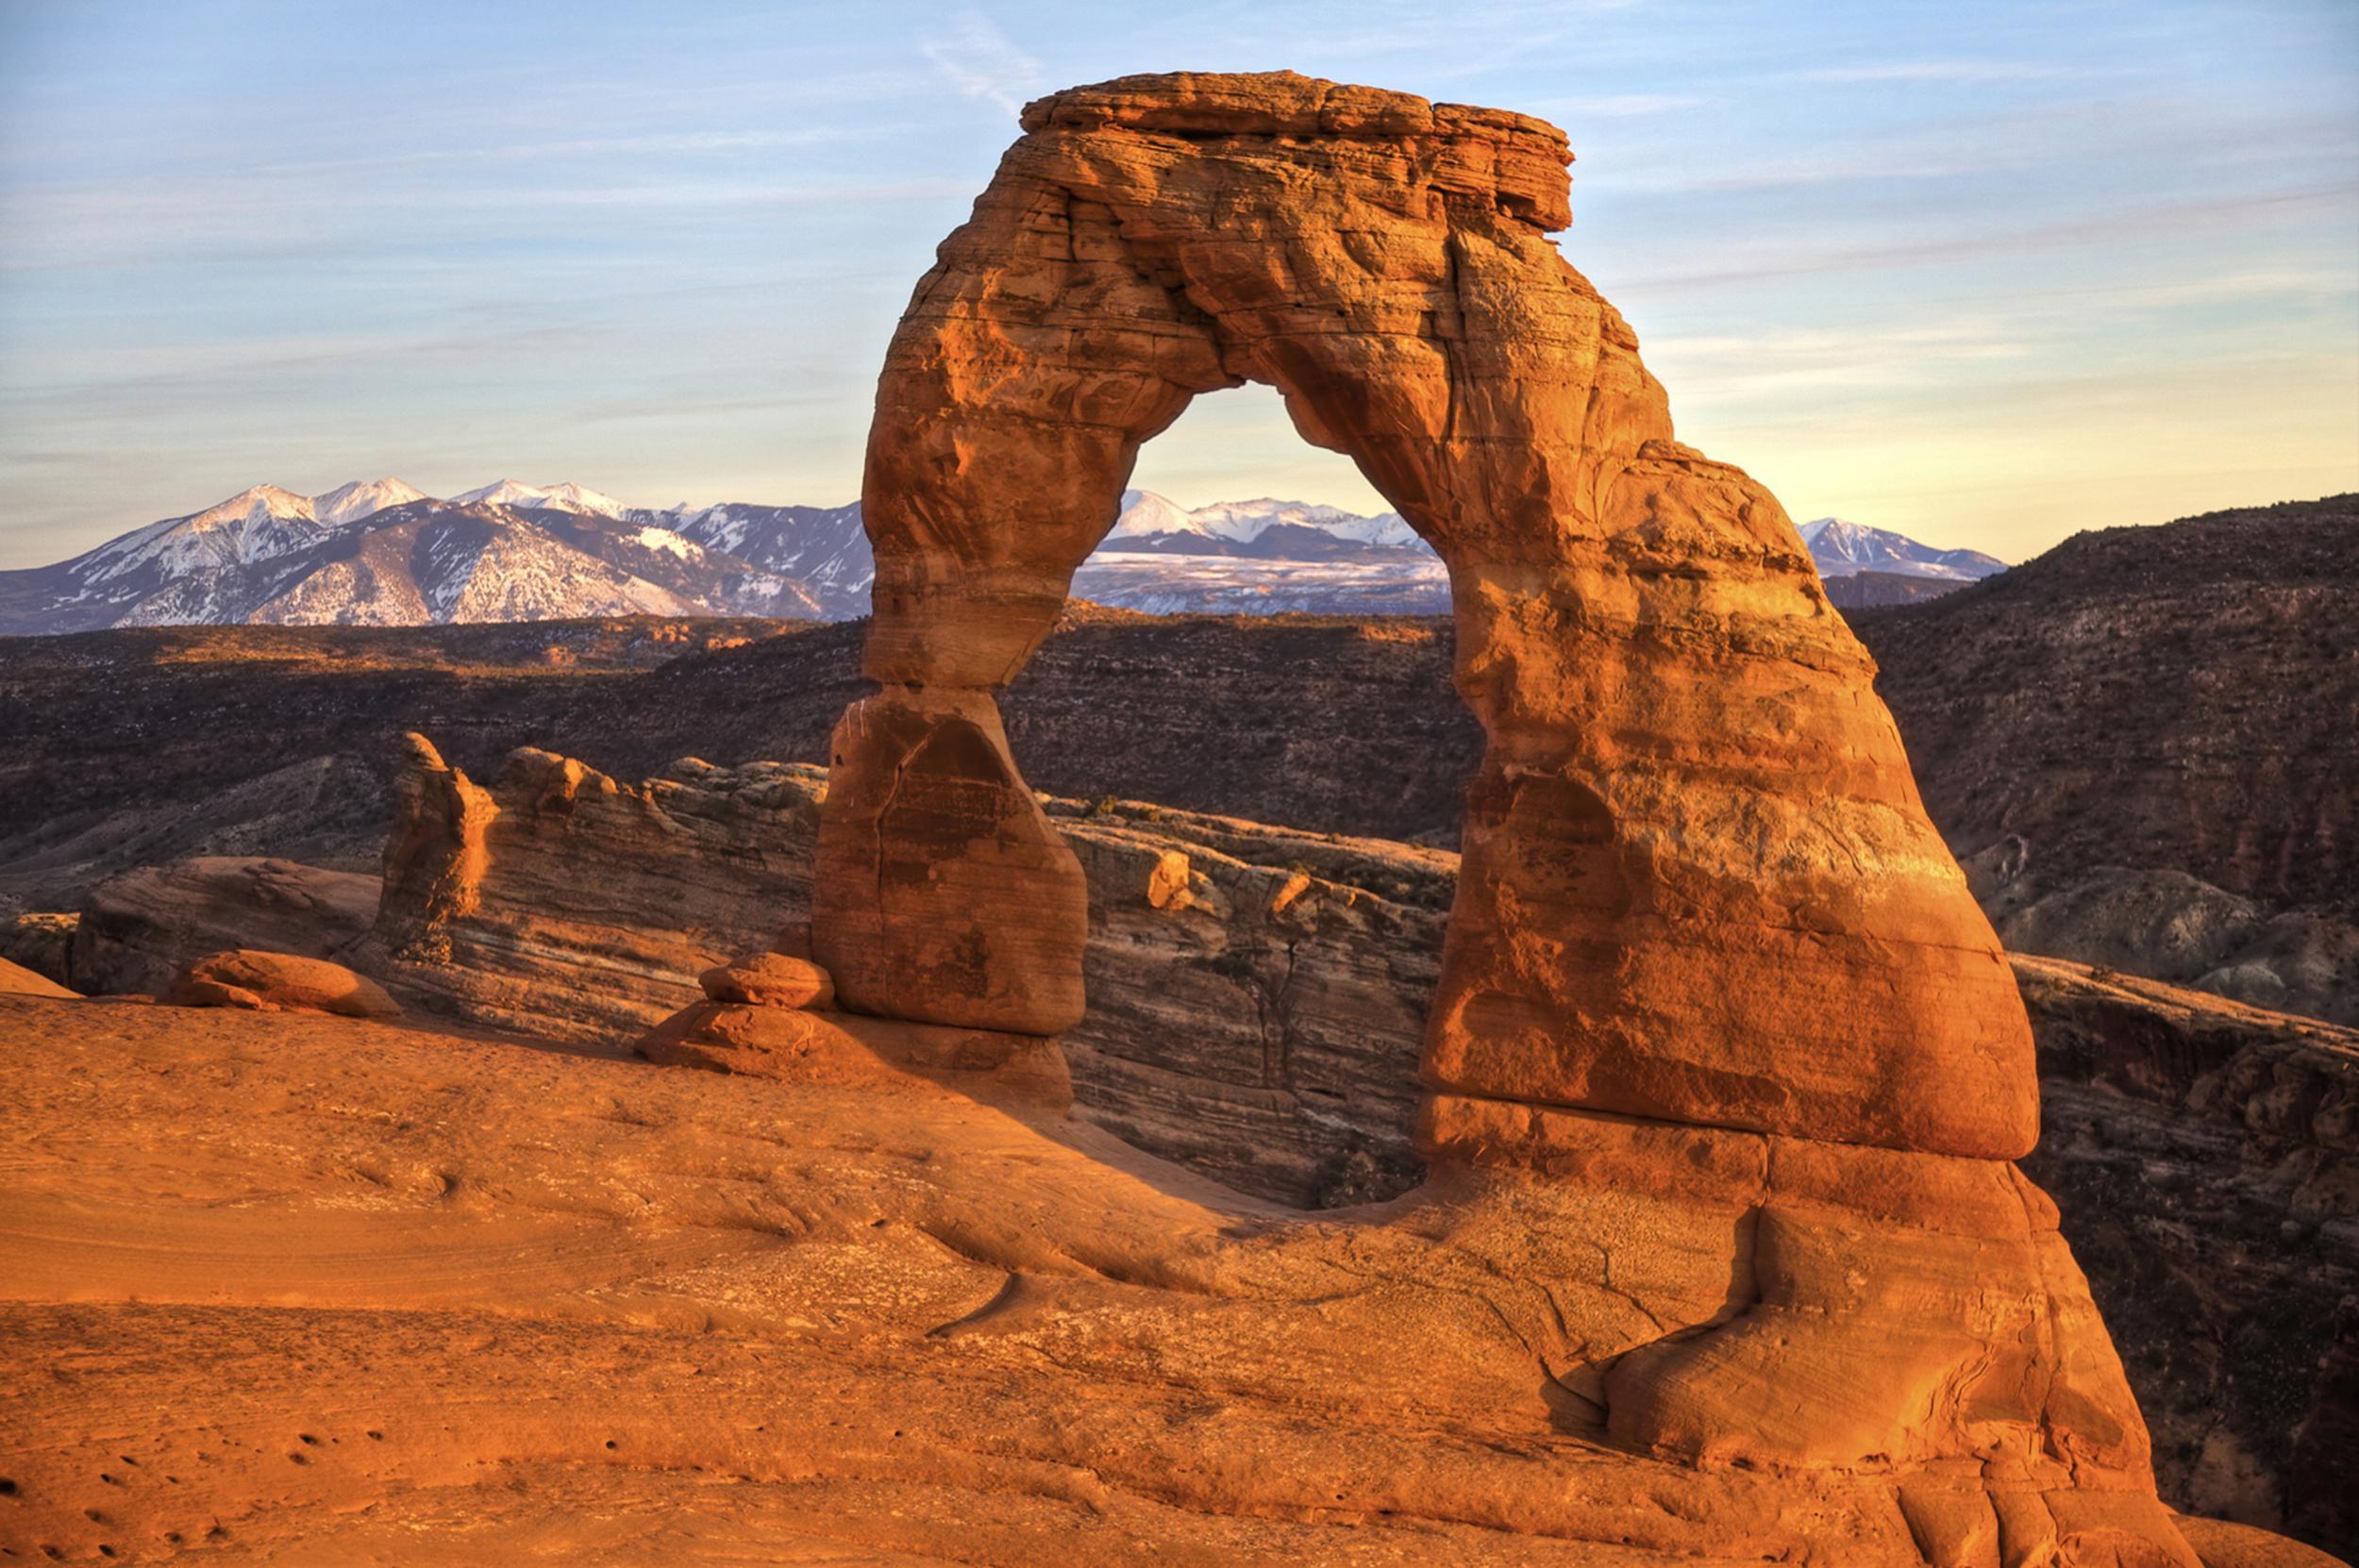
(1, 0, 2353, 570)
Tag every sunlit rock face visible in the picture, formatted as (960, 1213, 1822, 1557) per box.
(816, 69, 2033, 1161)
(797, 72, 2203, 1558)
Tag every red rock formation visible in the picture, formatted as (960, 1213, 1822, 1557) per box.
(812, 69, 2032, 1161)
(361, 743, 821, 1041)
(803, 69, 2174, 1551)
(813, 693, 1087, 1033)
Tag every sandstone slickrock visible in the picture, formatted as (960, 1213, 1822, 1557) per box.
(68, 855, 380, 999)
(166, 948, 403, 1019)
(376, 740, 2359, 1549)
(0, 995, 2213, 1564)
(812, 68, 2034, 1161)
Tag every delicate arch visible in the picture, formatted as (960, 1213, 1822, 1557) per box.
(812, 71, 2036, 1161)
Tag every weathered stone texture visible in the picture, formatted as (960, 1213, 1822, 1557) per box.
(360, 742, 822, 1042)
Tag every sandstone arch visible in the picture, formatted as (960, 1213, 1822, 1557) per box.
(797, 75, 2200, 1551)
(813, 71, 2035, 1164)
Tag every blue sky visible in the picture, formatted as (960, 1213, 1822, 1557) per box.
(2, 0, 2353, 568)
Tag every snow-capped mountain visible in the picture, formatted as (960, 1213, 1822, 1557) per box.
(1799, 517, 2006, 583)
(0, 479, 832, 634)
(3, 476, 2000, 631)
(657, 501, 873, 612)
(1102, 490, 1430, 557)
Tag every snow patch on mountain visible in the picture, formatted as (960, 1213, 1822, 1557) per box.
(450, 479, 628, 518)
(313, 477, 426, 526)
(630, 525, 702, 560)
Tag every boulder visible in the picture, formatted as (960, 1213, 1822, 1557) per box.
(699, 952, 834, 1009)
(167, 949, 402, 1020)
(635, 1002, 1070, 1110)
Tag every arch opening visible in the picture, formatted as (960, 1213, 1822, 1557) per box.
(1053, 382, 1452, 625)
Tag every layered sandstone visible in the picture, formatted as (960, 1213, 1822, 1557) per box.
(2015, 958, 2359, 1546)
(360, 736, 820, 1041)
(70, 856, 380, 998)
(364, 742, 1441, 1205)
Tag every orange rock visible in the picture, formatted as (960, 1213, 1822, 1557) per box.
(362, 742, 823, 1043)
(770, 919, 815, 959)
(699, 951, 834, 1009)
(0, 955, 76, 999)
(811, 69, 2034, 1159)
(375, 732, 496, 960)
(812, 692, 1087, 1035)
(166, 949, 402, 1020)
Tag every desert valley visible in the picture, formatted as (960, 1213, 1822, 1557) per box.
(2, 50, 2354, 1568)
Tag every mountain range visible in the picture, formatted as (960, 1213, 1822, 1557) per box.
(0, 479, 1997, 632)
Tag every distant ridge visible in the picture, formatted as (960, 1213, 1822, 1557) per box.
(1799, 516, 2008, 608)
(1, 480, 1996, 631)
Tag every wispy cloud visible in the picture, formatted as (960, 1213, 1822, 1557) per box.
(1616, 182, 2359, 294)
(1539, 92, 1709, 120)
(919, 11, 1042, 116)
(1793, 59, 2092, 85)
(241, 129, 846, 179)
